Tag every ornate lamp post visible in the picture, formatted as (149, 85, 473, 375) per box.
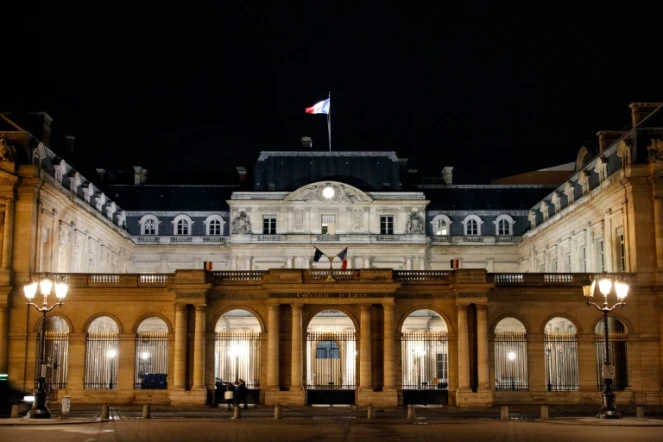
(583, 274, 629, 419)
(24, 278, 68, 419)
(545, 347, 552, 392)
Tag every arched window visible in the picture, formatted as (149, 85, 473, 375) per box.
(544, 317, 578, 391)
(84, 316, 119, 390)
(140, 215, 159, 235)
(431, 215, 452, 236)
(214, 310, 262, 392)
(172, 215, 193, 236)
(494, 215, 514, 236)
(37, 316, 69, 390)
(462, 215, 483, 236)
(136, 317, 169, 389)
(204, 215, 225, 236)
(494, 318, 528, 391)
(401, 309, 448, 390)
(595, 318, 628, 391)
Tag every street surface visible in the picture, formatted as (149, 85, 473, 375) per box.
(1, 418, 662, 442)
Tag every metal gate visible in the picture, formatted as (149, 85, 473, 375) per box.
(35, 331, 69, 394)
(401, 331, 449, 405)
(214, 331, 262, 404)
(306, 331, 356, 405)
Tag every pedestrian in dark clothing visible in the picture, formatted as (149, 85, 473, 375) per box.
(236, 379, 249, 409)
(224, 383, 235, 411)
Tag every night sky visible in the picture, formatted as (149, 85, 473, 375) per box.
(5, 2, 662, 183)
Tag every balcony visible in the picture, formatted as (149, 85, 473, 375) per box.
(133, 235, 226, 245)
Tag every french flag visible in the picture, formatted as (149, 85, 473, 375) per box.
(337, 247, 348, 270)
(305, 98, 330, 114)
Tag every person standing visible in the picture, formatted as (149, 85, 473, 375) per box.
(224, 383, 235, 411)
(236, 379, 248, 409)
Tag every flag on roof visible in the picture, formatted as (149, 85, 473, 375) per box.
(305, 98, 330, 115)
(313, 247, 325, 262)
(337, 247, 348, 270)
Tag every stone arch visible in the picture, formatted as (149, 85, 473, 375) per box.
(540, 314, 582, 335)
(592, 315, 630, 334)
(491, 314, 531, 334)
(84, 314, 122, 334)
(131, 313, 173, 334)
(213, 307, 265, 333)
(397, 306, 452, 334)
(32, 313, 73, 333)
(303, 305, 359, 331)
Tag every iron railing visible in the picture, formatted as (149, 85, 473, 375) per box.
(544, 333, 579, 391)
(306, 331, 356, 389)
(135, 332, 169, 389)
(214, 331, 262, 389)
(495, 332, 529, 391)
(596, 332, 629, 391)
(84, 333, 119, 389)
(400, 331, 448, 390)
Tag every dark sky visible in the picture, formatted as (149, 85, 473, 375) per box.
(5, 2, 662, 183)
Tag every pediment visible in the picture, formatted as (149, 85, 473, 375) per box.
(285, 181, 372, 203)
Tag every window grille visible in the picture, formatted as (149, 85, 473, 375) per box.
(544, 333, 579, 391)
(135, 332, 169, 389)
(214, 331, 262, 389)
(401, 331, 448, 390)
(494, 332, 529, 391)
(35, 331, 69, 390)
(84, 333, 119, 389)
(595, 331, 629, 391)
(306, 331, 356, 389)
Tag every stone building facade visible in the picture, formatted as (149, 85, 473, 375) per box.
(0, 104, 661, 408)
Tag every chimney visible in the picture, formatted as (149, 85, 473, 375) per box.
(629, 102, 663, 128)
(237, 166, 247, 182)
(96, 168, 106, 181)
(28, 112, 53, 147)
(65, 135, 76, 155)
(596, 130, 626, 154)
(442, 167, 454, 184)
(301, 137, 312, 149)
(133, 166, 148, 184)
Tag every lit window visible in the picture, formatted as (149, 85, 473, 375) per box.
(435, 219, 448, 235)
(321, 215, 336, 234)
(616, 227, 626, 271)
(263, 215, 277, 234)
(380, 215, 394, 235)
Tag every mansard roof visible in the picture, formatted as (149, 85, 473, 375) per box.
(252, 151, 407, 191)
(421, 185, 555, 211)
(110, 184, 237, 211)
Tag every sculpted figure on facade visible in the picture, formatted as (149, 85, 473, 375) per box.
(231, 211, 252, 234)
(407, 212, 425, 234)
(647, 138, 663, 163)
(0, 135, 17, 163)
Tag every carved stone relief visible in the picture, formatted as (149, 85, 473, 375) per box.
(647, 138, 663, 163)
(406, 212, 424, 234)
(288, 182, 370, 203)
(231, 211, 252, 234)
(0, 135, 17, 163)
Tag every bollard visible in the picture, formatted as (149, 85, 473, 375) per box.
(636, 405, 645, 418)
(274, 403, 281, 420)
(143, 404, 151, 419)
(500, 405, 509, 420)
(101, 404, 109, 420)
(233, 405, 241, 419)
(540, 405, 549, 419)
(407, 405, 416, 420)
(10, 404, 19, 419)
(367, 403, 374, 420)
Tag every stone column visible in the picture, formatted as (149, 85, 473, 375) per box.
(0, 306, 7, 373)
(173, 304, 188, 389)
(383, 303, 395, 390)
(267, 304, 280, 388)
(405, 257, 412, 270)
(286, 257, 294, 269)
(654, 197, 663, 268)
(476, 304, 489, 390)
(245, 256, 252, 270)
(456, 304, 470, 391)
(1, 198, 14, 271)
(193, 304, 206, 389)
(291, 304, 303, 388)
(359, 305, 372, 390)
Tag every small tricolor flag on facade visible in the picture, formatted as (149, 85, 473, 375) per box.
(305, 98, 330, 115)
(450, 259, 461, 269)
(337, 247, 348, 270)
(313, 247, 325, 262)
(203, 261, 213, 271)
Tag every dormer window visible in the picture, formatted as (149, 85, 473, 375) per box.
(139, 215, 160, 235)
(494, 214, 514, 236)
(431, 215, 452, 236)
(461, 215, 483, 236)
(204, 214, 225, 236)
(172, 214, 193, 236)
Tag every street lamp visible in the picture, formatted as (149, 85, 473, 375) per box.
(108, 349, 117, 390)
(507, 351, 516, 391)
(24, 278, 68, 419)
(583, 273, 629, 419)
(545, 347, 552, 392)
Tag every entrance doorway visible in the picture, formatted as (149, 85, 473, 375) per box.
(306, 309, 356, 405)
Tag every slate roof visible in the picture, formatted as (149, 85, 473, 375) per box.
(109, 185, 238, 212)
(421, 186, 555, 211)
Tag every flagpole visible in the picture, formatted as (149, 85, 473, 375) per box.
(327, 91, 331, 152)
(326, 255, 335, 282)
